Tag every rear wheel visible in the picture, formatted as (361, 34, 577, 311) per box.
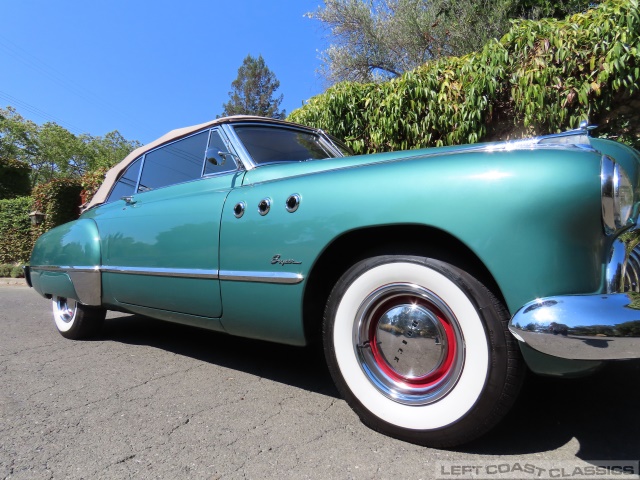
(323, 256, 523, 448)
(52, 296, 106, 340)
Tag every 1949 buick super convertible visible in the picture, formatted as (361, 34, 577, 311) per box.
(25, 116, 640, 447)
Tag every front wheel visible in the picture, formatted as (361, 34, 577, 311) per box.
(52, 296, 106, 340)
(323, 256, 524, 448)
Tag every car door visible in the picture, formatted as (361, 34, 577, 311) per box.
(96, 127, 242, 318)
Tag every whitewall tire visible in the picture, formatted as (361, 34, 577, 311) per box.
(323, 256, 523, 447)
(52, 296, 106, 340)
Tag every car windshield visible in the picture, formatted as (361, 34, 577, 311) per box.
(233, 125, 336, 165)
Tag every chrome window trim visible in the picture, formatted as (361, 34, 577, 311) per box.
(105, 155, 145, 204)
(106, 128, 245, 203)
(202, 128, 215, 177)
(221, 123, 256, 170)
(134, 153, 145, 194)
(317, 128, 351, 157)
(202, 127, 243, 177)
(136, 129, 210, 193)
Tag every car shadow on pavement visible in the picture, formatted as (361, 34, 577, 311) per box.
(101, 313, 640, 456)
(100, 313, 339, 399)
(462, 360, 640, 458)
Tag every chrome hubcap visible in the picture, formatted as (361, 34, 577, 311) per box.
(55, 297, 77, 324)
(354, 283, 464, 405)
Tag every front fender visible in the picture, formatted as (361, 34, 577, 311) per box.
(29, 218, 102, 305)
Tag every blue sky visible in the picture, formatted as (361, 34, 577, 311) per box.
(1, 1, 328, 144)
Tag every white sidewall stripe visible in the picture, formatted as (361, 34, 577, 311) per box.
(333, 262, 489, 430)
(53, 298, 75, 332)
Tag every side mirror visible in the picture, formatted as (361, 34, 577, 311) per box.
(206, 147, 226, 166)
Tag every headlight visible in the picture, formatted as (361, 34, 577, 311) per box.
(601, 155, 634, 234)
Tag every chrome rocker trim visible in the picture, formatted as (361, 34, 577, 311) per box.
(509, 294, 640, 360)
(28, 264, 304, 306)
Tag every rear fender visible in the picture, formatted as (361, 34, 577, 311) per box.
(29, 219, 102, 305)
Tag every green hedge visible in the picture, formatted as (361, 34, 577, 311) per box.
(289, 0, 640, 153)
(0, 196, 33, 264)
(0, 158, 31, 200)
(0, 179, 83, 268)
(31, 178, 83, 238)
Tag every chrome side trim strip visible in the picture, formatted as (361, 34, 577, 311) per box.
(101, 266, 219, 279)
(219, 270, 304, 284)
(30, 265, 100, 273)
(30, 265, 304, 284)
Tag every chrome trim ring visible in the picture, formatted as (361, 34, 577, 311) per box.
(353, 283, 464, 405)
(285, 194, 301, 213)
(233, 201, 246, 218)
(258, 198, 271, 216)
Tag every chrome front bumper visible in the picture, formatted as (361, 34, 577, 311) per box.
(509, 294, 640, 360)
(509, 226, 640, 361)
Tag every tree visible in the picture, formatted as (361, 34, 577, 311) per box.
(0, 107, 38, 167)
(221, 54, 286, 119)
(307, 0, 599, 84)
(307, 0, 512, 84)
(0, 106, 140, 186)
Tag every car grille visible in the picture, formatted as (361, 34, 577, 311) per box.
(623, 244, 640, 292)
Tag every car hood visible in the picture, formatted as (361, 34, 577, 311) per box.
(243, 136, 640, 188)
(242, 143, 480, 185)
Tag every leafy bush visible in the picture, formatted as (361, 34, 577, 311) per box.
(80, 166, 108, 207)
(0, 179, 82, 266)
(10, 266, 24, 278)
(0, 196, 33, 264)
(0, 264, 26, 278)
(0, 157, 31, 200)
(31, 178, 83, 237)
(289, 0, 640, 152)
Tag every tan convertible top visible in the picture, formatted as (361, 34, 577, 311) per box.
(83, 115, 303, 211)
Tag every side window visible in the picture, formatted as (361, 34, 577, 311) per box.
(233, 126, 333, 164)
(204, 128, 237, 176)
(106, 156, 143, 203)
(137, 131, 208, 192)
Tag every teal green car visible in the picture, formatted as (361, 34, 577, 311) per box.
(25, 116, 640, 447)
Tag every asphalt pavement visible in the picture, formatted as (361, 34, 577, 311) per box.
(1, 284, 639, 479)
